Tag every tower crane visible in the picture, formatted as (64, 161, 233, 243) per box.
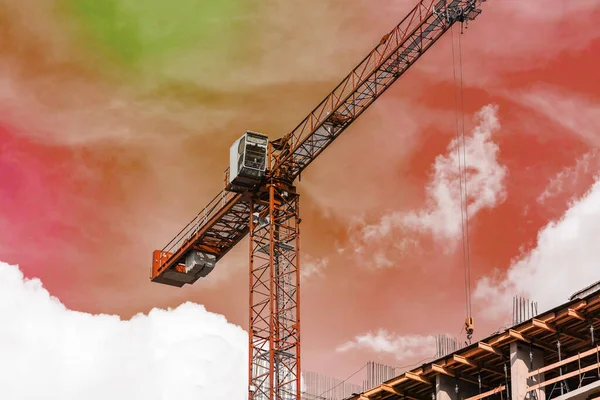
(150, 1, 486, 399)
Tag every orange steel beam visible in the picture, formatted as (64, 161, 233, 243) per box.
(151, 191, 251, 287)
(249, 182, 300, 399)
(270, 0, 484, 182)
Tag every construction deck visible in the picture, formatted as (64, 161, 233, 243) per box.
(345, 284, 600, 400)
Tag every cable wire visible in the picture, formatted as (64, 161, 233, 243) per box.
(315, 362, 368, 399)
(450, 24, 469, 321)
(458, 26, 473, 320)
(394, 355, 437, 373)
(313, 356, 436, 400)
(451, 21, 474, 344)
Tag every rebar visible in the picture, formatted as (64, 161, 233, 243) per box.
(301, 369, 362, 400)
(512, 296, 539, 325)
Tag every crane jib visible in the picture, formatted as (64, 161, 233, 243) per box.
(271, 0, 483, 182)
(150, 0, 484, 288)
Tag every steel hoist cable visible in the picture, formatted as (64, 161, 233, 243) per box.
(451, 22, 473, 344)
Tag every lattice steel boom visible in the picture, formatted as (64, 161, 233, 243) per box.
(150, 1, 486, 399)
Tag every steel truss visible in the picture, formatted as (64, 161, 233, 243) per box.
(271, 0, 483, 182)
(249, 181, 301, 400)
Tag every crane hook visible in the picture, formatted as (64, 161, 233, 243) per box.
(465, 317, 474, 344)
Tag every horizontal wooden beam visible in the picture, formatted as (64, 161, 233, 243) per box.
(560, 329, 589, 343)
(431, 363, 488, 388)
(540, 312, 556, 322)
(515, 313, 558, 336)
(386, 375, 409, 387)
(478, 342, 502, 356)
(432, 364, 454, 377)
(569, 308, 586, 321)
(364, 384, 421, 400)
(509, 329, 528, 342)
(532, 318, 556, 333)
(508, 329, 557, 353)
(532, 318, 589, 344)
(453, 354, 476, 368)
(488, 332, 510, 346)
(382, 384, 403, 396)
(556, 301, 587, 321)
(528, 360, 600, 392)
(405, 371, 431, 385)
(528, 345, 600, 378)
(452, 355, 504, 378)
(588, 296, 600, 308)
(464, 385, 506, 400)
(363, 386, 381, 397)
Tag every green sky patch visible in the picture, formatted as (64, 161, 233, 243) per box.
(61, 0, 256, 80)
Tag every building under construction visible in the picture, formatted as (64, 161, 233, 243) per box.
(342, 282, 600, 400)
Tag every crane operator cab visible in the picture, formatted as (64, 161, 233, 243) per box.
(227, 131, 269, 193)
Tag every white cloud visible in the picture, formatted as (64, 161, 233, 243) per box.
(403, 104, 507, 240)
(300, 256, 329, 280)
(350, 104, 507, 266)
(513, 86, 600, 148)
(336, 330, 436, 362)
(537, 151, 600, 204)
(0, 262, 248, 400)
(474, 178, 600, 321)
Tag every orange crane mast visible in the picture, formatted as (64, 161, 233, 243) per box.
(150, 1, 486, 399)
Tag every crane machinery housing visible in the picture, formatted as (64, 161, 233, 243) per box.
(150, 1, 486, 399)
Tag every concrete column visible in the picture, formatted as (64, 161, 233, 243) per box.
(510, 341, 546, 400)
(437, 374, 480, 400)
